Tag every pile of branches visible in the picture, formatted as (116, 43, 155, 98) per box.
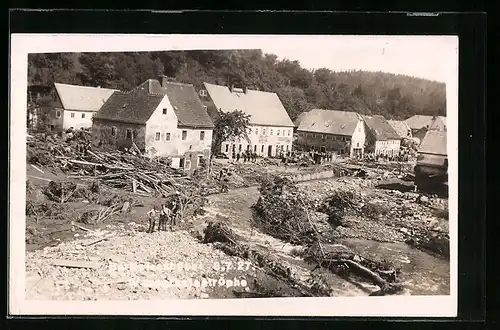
(316, 190, 363, 225)
(43, 181, 78, 203)
(27, 132, 185, 197)
(203, 221, 333, 297)
(305, 242, 403, 296)
(252, 175, 318, 245)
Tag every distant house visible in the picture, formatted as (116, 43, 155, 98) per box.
(199, 83, 294, 157)
(388, 120, 412, 139)
(46, 83, 118, 131)
(405, 115, 447, 144)
(294, 109, 366, 157)
(415, 130, 448, 187)
(363, 115, 401, 156)
(92, 76, 214, 172)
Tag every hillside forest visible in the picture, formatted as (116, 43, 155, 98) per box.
(27, 50, 446, 121)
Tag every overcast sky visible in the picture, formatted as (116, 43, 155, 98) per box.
(259, 36, 458, 83)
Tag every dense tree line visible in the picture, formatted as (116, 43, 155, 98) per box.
(28, 50, 446, 121)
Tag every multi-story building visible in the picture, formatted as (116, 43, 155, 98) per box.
(294, 109, 366, 157)
(92, 76, 214, 173)
(363, 115, 401, 156)
(49, 83, 118, 131)
(199, 83, 295, 157)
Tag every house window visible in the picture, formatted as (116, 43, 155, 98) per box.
(126, 129, 132, 139)
(182, 130, 187, 140)
(155, 132, 160, 141)
(55, 110, 61, 118)
(262, 129, 266, 135)
(185, 160, 191, 170)
(162, 108, 167, 115)
(166, 132, 171, 141)
(357, 142, 360, 147)
(255, 129, 259, 135)
(270, 129, 273, 135)
(277, 129, 280, 136)
(82, 113, 85, 118)
(254, 145, 257, 152)
(203, 105, 208, 111)
(286, 145, 289, 152)
(70, 112, 75, 118)
(288, 130, 290, 136)
(239, 144, 242, 152)
(199, 89, 207, 97)
(111, 127, 117, 136)
(225, 144, 229, 152)
(200, 131, 205, 140)
(261, 145, 264, 153)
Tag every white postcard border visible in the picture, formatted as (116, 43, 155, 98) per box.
(9, 34, 458, 317)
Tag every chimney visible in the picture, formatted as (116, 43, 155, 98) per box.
(229, 85, 234, 93)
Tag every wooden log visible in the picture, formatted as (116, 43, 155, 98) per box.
(52, 259, 100, 269)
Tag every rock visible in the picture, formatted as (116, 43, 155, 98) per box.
(418, 195, 429, 204)
(121, 201, 131, 213)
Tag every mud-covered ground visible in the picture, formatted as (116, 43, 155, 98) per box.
(24, 159, 450, 300)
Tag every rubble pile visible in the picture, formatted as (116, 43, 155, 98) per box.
(252, 176, 319, 245)
(203, 221, 333, 297)
(25, 224, 257, 300)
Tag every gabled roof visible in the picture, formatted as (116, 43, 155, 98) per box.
(54, 83, 118, 112)
(419, 130, 447, 156)
(94, 79, 214, 128)
(203, 82, 294, 127)
(388, 120, 411, 138)
(159, 81, 214, 128)
(295, 109, 362, 136)
(362, 115, 401, 141)
(429, 116, 447, 130)
(93, 87, 164, 124)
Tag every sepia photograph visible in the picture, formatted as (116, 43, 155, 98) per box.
(10, 34, 458, 316)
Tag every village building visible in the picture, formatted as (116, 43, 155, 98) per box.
(387, 120, 413, 139)
(405, 115, 447, 144)
(27, 84, 53, 130)
(294, 109, 366, 157)
(415, 130, 448, 189)
(363, 115, 401, 156)
(48, 83, 118, 131)
(92, 77, 214, 172)
(199, 83, 294, 158)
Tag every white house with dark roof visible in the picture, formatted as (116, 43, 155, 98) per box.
(199, 83, 295, 157)
(294, 109, 366, 157)
(49, 83, 118, 131)
(92, 76, 214, 172)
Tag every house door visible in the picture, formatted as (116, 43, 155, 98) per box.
(267, 145, 272, 157)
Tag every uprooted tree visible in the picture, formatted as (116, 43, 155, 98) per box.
(211, 109, 251, 155)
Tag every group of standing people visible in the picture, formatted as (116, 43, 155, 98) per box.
(231, 149, 258, 163)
